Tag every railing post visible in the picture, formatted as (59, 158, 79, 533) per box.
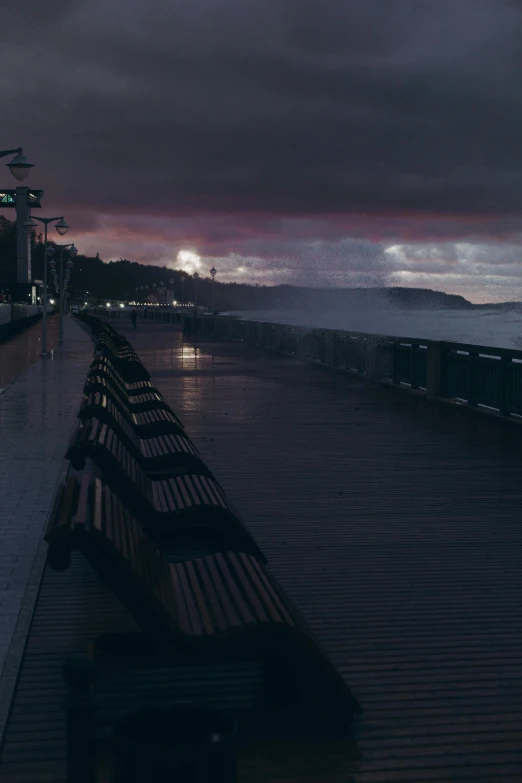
(392, 340, 400, 385)
(426, 341, 443, 399)
(500, 356, 511, 417)
(410, 344, 419, 390)
(468, 352, 476, 407)
(365, 338, 382, 380)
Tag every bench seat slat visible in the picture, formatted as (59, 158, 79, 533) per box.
(168, 565, 194, 636)
(239, 553, 295, 627)
(183, 561, 217, 636)
(206, 555, 252, 628)
(215, 553, 265, 625)
(175, 563, 204, 637)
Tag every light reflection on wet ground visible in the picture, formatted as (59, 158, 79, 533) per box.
(0, 315, 60, 389)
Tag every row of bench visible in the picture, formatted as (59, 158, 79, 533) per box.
(46, 315, 361, 754)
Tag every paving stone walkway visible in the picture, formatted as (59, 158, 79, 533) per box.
(0, 316, 92, 733)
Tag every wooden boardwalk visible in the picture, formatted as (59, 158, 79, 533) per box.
(2, 319, 522, 781)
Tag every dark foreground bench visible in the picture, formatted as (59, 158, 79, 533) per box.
(46, 476, 362, 729)
(80, 391, 184, 438)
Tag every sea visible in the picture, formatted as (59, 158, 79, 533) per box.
(227, 307, 522, 351)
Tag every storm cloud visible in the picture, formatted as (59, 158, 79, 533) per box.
(2, 0, 522, 300)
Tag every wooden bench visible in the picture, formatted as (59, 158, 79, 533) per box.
(68, 416, 204, 477)
(95, 337, 150, 382)
(46, 475, 362, 728)
(70, 406, 197, 476)
(96, 332, 138, 357)
(89, 356, 161, 398)
(79, 314, 117, 337)
(65, 440, 265, 560)
(80, 391, 184, 438)
(84, 373, 171, 415)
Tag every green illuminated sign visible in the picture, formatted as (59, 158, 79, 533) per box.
(0, 190, 43, 208)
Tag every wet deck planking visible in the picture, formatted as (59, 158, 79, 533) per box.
(1, 319, 522, 782)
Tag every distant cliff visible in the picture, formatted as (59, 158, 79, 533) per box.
(232, 285, 474, 312)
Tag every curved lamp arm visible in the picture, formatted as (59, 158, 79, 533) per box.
(31, 216, 64, 226)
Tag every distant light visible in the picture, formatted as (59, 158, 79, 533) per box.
(119, 303, 125, 308)
(106, 302, 111, 308)
(49, 299, 55, 304)
(84, 301, 88, 305)
(177, 249, 201, 274)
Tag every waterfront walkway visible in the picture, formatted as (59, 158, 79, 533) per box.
(0, 316, 93, 740)
(128, 321, 522, 781)
(1, 318, 522, 781)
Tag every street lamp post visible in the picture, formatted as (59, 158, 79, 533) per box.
(193, 272, 199, 309)
(210, 266, 217, 315)
(24, 216, 69, 356)
(57, 244, 77, 342)
(1, 148, 38, 286)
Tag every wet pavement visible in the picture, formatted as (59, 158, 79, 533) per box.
(2, 316, 522, 781)
(0, 315, 60, 390)
(122, 318, 522, 783)
(0, 316, 92, 732)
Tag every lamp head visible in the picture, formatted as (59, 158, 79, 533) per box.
(23, 218, 38, 233)
(55, 219, 69, 237)
(7, 149, 34, 182)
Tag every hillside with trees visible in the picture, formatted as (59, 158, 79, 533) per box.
(0, 216, 475, 311)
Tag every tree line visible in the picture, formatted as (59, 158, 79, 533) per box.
(0, 216, 472, 311)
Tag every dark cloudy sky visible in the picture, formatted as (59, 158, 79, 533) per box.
(2, 0, 522, 301)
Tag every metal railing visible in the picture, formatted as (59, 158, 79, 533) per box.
(179, 315, 522, 422)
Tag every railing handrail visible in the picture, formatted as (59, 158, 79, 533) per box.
(180, 314, 522, 423)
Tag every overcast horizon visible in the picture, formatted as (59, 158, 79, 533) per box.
(2, 0, 522, 304)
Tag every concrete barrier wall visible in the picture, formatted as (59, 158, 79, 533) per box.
(11, 304, 41, 321)
(0, 304, 11, 325)
(0, 310, 42, 342)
